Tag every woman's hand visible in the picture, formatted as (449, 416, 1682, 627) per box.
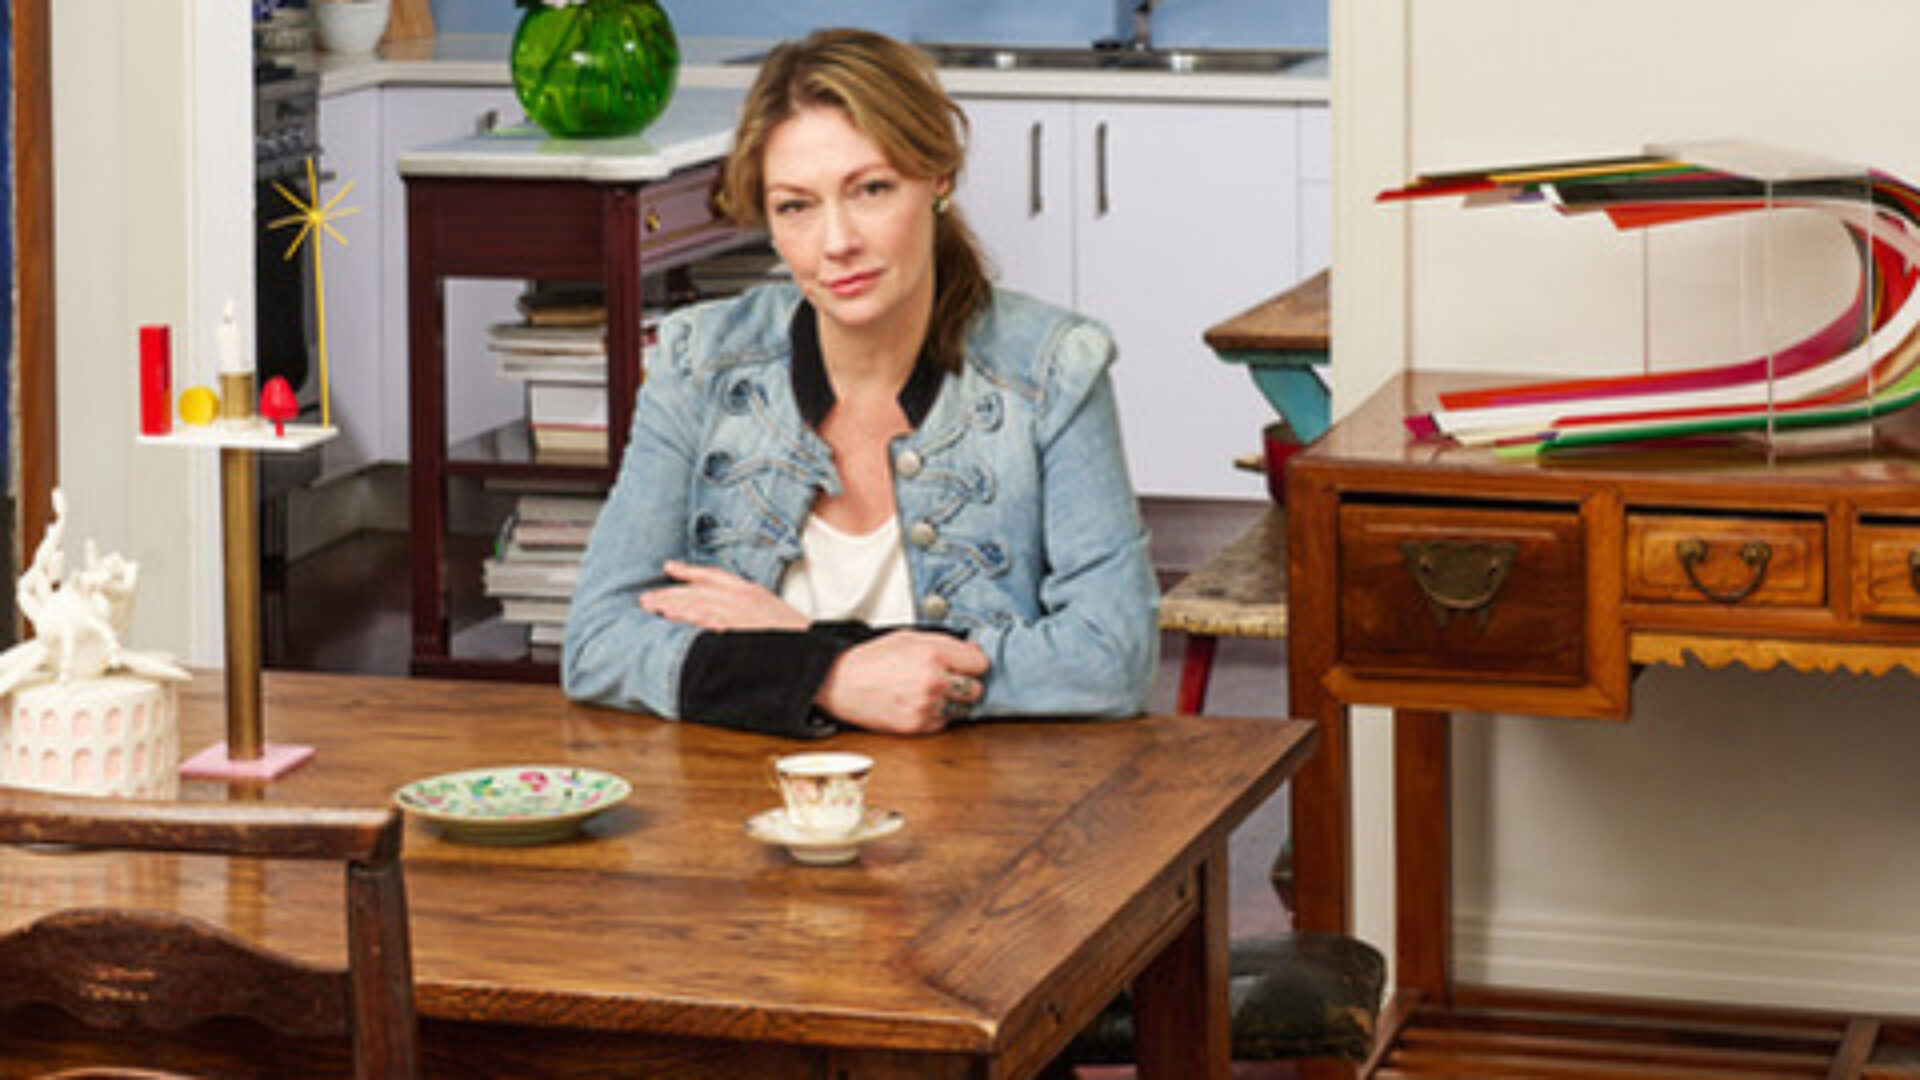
(638, 560, 810, 631)
(816, 631, 990, 735)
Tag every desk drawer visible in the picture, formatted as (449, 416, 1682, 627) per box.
(1337, 503, 1586, 683)
(1626, 514, 1824, 607)
(637, 163, 729, 259)
(1853, 521, 1920, 619)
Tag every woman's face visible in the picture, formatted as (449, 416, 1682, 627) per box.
(762, 105, 944, 348)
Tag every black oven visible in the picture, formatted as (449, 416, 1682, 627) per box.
(254, 54, 321, 407)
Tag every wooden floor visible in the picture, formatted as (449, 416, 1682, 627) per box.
(1369, 988, 1920, 1079)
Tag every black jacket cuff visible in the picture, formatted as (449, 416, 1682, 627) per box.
(677, 628, 851, 738)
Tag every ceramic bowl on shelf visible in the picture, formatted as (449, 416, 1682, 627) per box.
(314, 0, 391, 55)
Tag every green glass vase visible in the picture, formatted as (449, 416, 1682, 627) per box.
(511, 0, 680, 139)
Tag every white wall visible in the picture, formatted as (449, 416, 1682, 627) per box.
(1338, 0, 1920, 1010)
(53, 0, 248, 665)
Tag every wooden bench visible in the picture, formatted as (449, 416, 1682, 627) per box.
(1160, 507, 1288, 713)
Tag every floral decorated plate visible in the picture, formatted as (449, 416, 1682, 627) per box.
(394, 765, 631, 846)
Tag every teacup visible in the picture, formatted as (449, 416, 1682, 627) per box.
(770, 752, 872, 837)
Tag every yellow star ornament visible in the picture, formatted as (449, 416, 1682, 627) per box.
(266, 156, 360, 428)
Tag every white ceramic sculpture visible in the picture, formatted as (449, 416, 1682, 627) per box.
(0, 490, 189, 798)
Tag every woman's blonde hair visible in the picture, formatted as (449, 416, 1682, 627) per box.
(721, 27, 991, 375)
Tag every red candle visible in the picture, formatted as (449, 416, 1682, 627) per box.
(139, 324, 172, 435)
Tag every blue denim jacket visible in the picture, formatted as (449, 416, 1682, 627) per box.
(562, 282, 1160, 721)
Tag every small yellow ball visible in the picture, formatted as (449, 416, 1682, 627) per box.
(178, 385, 219, 426)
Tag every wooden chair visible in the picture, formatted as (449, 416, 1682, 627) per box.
(0, 792, 418, 1079)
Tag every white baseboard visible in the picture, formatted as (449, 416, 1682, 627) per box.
(1456, 909, 1920, 1015)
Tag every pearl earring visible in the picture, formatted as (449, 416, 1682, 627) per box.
(933, 194, 952, 214)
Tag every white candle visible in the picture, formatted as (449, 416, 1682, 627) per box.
(216, 299, 249, 375)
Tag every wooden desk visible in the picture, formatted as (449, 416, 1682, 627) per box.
(1285, 371, 1920, 1069)
(399, 91, 748, 681)
(0, 672, 1316, 1079)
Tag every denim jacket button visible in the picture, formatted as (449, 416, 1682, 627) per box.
(723, 379, 754, 414)
(922, 594, 951, 620)
(702, 451, 732, 481)
(978, 541, 1007, 572)
(908, 521, 938, 549)
(972, 392, 1004, 431)
(894, 448, 923, 479)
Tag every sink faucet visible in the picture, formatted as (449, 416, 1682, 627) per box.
(1128, 0, 1156, 50)
(1113, 0, 1152, 50)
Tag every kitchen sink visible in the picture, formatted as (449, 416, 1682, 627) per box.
(723, 44, 1323, 76)
(910, 43, 1321, 74)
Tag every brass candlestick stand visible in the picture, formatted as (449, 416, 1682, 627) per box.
(142, 380, 335, 781)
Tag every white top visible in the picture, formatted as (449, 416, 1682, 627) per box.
(395, 87, 745, 183)
(779, 515, 915, 626)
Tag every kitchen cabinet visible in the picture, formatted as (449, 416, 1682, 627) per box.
(378, 87, 528, 464)
(955, 96, 1321, 499)
(313, 84, 528, 480)
(312, 86, 384, 483)
(952, 98, 1076, 303)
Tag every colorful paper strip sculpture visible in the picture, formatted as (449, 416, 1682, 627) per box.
(1382, 146, 1920, 455)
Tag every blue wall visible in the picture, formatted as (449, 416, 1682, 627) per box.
(433, 0, 1328, 50)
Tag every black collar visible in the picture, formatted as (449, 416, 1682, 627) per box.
(789, 300, 944, 429)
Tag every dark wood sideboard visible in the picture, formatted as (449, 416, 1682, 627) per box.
(1284, 371, 1920, 1068)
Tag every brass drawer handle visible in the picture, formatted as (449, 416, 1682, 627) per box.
(1676, 538, 1771, 603)
(1401, 539, 1517, 629)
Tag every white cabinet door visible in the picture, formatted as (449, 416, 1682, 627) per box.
(1298, 104, 1332, 275)
(953, 97, 1075, 309)
(1073, 101, 1300, 499)
(314, 86, 385, 482)
(378, 86, 528, 460)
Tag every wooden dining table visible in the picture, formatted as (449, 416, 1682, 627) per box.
(0, 671, 1317, 1079)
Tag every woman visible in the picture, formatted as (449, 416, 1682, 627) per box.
(563, 27, 1158, 737)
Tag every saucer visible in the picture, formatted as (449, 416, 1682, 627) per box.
(744, 807, 904, 865)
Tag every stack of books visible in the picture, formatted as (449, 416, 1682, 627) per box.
(687, 243, 788, 300)
(488, 282, 658, 466)
(483, 493, 604, 651)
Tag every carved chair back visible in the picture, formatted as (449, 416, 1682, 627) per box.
(0, 792, 418, 1079)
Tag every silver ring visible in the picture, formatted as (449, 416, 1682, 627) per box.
(941, 698, 971, 721)
(945, 673, 976, 699)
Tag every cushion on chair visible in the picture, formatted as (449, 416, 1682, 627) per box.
(1063, 931, 1386, 1064)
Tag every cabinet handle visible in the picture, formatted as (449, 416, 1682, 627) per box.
(1028, 121, 1044, 218)
(1676, 538, 1771, 604)
(1905, 548, 1920, 595)
(1094, 121, 1110, 218)
(1401, 539, 1516, 630)
(475, 109, 500, 136)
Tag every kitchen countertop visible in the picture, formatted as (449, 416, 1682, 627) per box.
(395, 85, 743, 181)
(305, 33, 1329, 105)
